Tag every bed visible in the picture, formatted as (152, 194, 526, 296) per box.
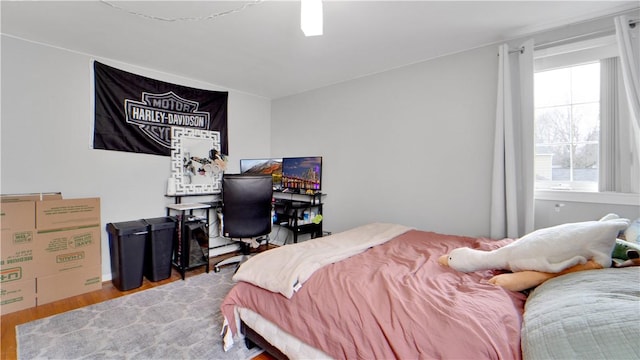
(220, 223, 640, 359)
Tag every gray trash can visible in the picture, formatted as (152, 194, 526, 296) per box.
(106, 220, 148, 291)
(143, 217, 177, 282)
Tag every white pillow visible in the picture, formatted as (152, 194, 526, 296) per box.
(623, 218, 640, 244)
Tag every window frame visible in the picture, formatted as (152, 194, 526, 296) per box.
(533, 36, 619, 193)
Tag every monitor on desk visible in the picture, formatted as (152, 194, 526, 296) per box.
(239, 158, 282, 189)
(281, 156, 322, 193)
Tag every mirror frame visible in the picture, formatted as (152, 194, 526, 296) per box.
(170, 127, 222, 195)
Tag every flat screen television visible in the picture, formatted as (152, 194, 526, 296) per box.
(281, 156, 322, 192)
(239, 158, 282, 189)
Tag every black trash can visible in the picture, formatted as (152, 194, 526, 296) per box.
(106, 220, 148, 291)
(143, 217, 177, 282)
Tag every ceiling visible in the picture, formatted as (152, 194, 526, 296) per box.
(2, 1, 638, 99)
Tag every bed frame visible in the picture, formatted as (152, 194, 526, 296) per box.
(241, 321, 289, 360)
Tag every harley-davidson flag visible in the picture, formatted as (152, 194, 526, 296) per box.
(93, 61, 228, 156)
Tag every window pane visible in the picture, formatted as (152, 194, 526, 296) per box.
(572, 143, 599, 182)
(534, 60, 601, 190)
(573, 103, 600, 142)
(571, 63, 600, 103)
(535, 68, 571, 107)
(552, 168, 571, 181)
(535, 106, 571, 144)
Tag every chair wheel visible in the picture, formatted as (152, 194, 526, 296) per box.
(214, 266, 221, 272)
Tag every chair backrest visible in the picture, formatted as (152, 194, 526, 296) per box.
(222, 174, 273, 238)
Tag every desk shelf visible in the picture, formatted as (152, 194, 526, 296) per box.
(273, 194, 325, 243)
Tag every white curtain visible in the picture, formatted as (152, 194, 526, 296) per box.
(490, 40, 535, 239)
(599, 57, 639, 193)
(614, 15, 640, 131)
(614, 15, 640, 193)
(599, 57, 621, 192)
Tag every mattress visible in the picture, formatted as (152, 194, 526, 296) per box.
(238, 307, 331, 359)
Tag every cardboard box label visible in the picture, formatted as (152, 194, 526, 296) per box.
(1, 278, 36, 315)
(1, 249, 34, 269)
(36, 198, 101, 232)
(1, 230, 36, 281)
(12, 230, 34, 245)
(1, 267, 23, 283)
(57, 251, 85, 263)
(34, 227, 101, 277)
(1, 295, 24, 306)
(41, 231, 96, 253)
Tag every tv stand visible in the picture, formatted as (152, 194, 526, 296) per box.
(273, 191, 325, 243)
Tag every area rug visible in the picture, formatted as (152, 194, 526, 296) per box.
(16, 267, 263, 359)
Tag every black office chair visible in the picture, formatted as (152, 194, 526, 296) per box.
(213, 174, 273, 272)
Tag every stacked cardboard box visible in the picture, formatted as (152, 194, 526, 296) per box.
(0, 200, 39, 314)
(1, 193, 102, 315)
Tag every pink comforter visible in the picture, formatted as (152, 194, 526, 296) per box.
(221, 230, 526, 359)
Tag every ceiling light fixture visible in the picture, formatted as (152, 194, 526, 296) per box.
(301, 0, 323, 36)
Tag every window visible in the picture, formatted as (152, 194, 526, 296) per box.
(534, 62, 600, 191)
(532, 34, 639, 194)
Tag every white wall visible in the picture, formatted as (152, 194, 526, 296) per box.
(272, 15, 640, 238)
(272, 45, 499, 237)
(535, 198, 640, 229)
(1, 36, 272, 280)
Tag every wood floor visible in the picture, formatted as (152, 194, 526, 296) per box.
(1, 250, 276, 360)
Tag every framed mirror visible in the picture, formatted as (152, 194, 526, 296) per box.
(170, 127, 223, 195)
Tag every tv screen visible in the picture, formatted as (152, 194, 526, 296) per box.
(281, 156, 322, 192)
(239, 158, 282, 189)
